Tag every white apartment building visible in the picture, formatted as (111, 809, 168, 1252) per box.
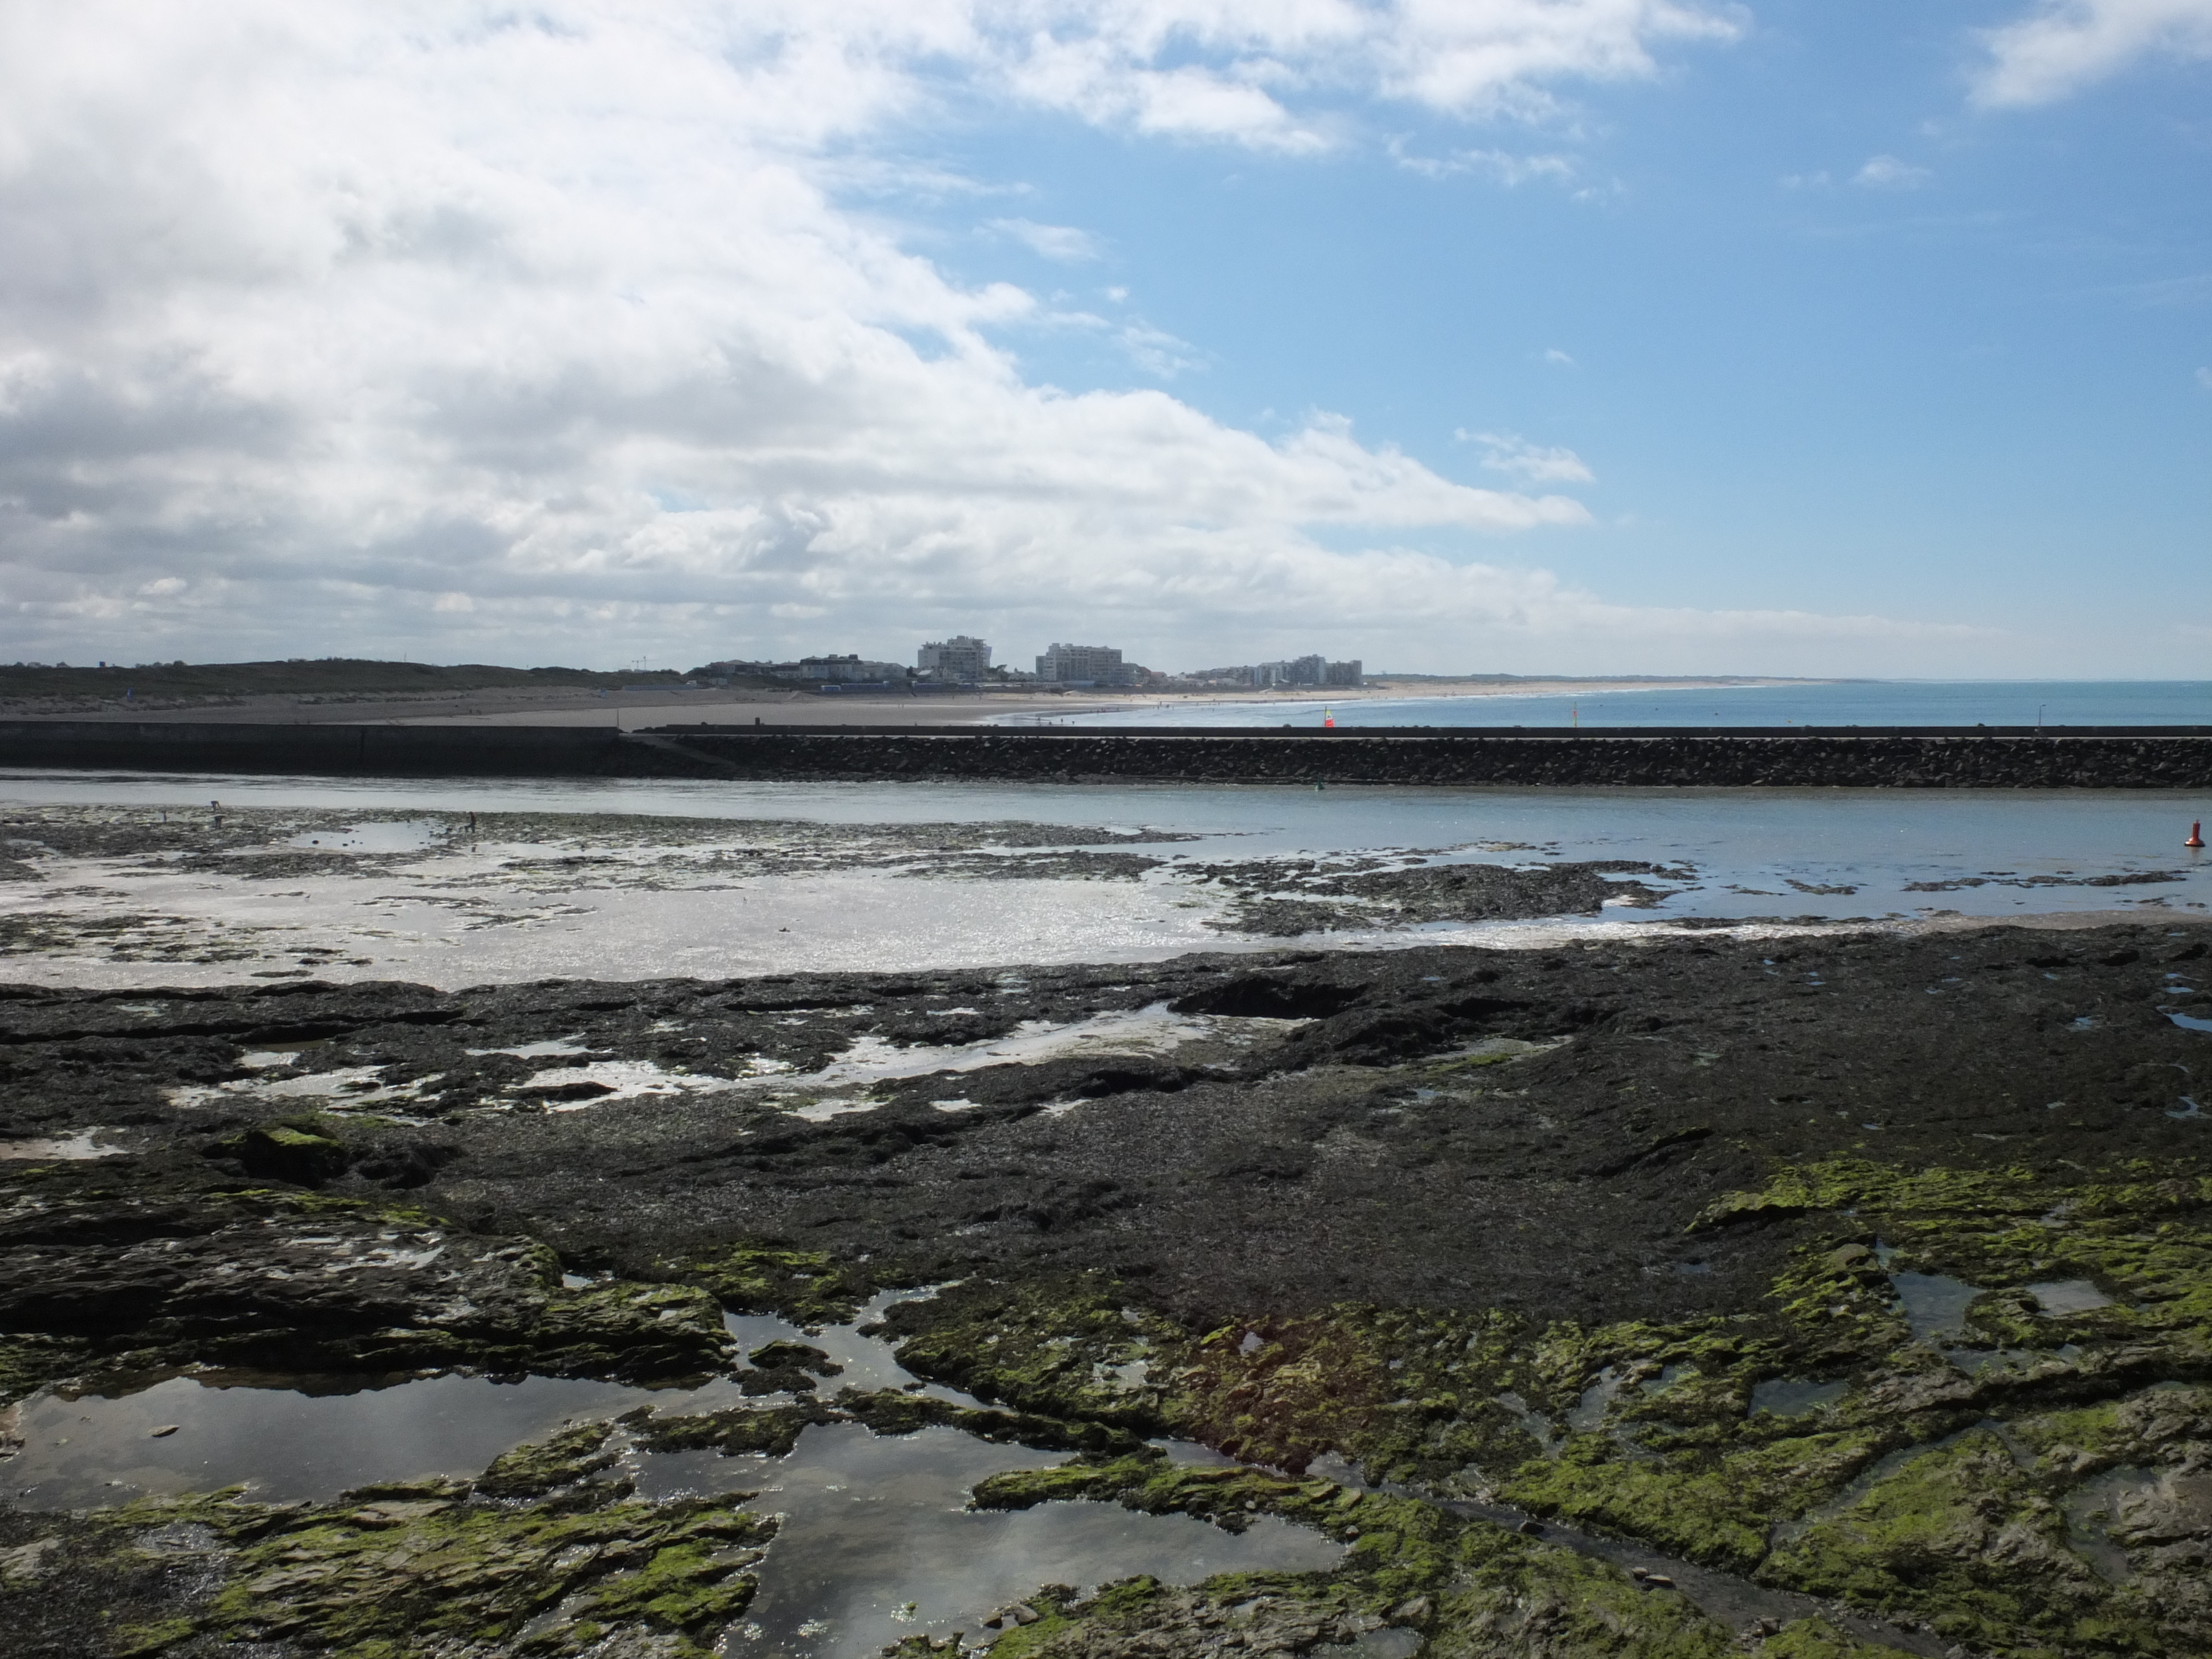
(916, 635, 992, 681)
(1035, 642, 1136, 686)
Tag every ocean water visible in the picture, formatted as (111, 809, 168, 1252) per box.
(1022, 680, 2212, 731)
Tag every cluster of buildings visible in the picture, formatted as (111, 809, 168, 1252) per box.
(700, 637, 1360, 692)
(1184, 655, 1363, 689)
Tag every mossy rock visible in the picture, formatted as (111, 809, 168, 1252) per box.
(674, 1242, 874, 1326)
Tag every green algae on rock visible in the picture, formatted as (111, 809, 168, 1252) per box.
(967, 1461, 1846, 1659)
(637, 1389, 1147, 1460)
(0, 1434, 775, 1658)
(874, 1153, 2212, 1657)
(879, 1274, 1188, 1432)
(671, 1241, 879, 1328)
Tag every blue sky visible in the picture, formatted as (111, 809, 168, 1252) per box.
(1, 1, 2207, 676)
(905, 0, 2210, 652)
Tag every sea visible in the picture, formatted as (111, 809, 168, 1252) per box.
(1015, 680, 2212, 730)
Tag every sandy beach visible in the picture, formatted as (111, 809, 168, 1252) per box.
(0, 676, 1814, 729)
(382, 677, 1813, 728)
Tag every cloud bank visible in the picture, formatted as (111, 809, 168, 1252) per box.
(0, 1, 1975, 675)
(1975, 0, 2212, 106)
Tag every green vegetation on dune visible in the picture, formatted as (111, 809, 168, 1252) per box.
(0, 656, 696, 705)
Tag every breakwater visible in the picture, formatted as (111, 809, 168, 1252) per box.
(5, 718, 2212, 787)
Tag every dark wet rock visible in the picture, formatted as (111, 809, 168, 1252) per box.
(207, 1121, 349, 1185)
(1905, 870, 2187, 894)
(4, 921, 2212, 1654)
(910, 849, 1165, 882)
(6, 924, 2210, 1333)
(746, 1338, 841, 1375)
(1192, 857, 1671, 936)
(0, 1171, 733, 1392)
(1168, 971, 1370, 1020)
(635, 1391, 1143, 1462)
(637, 1400, 836, 1457)
(473, 1420, 627, 1499)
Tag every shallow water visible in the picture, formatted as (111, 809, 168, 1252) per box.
(1035, 680, 2212, 730)
(0, 1296, 962, 1507)
(1747, 1379, 1849, 1419)
(641, 1423, 1342, 1658)
(2026, 1279, 2114, 1316)
(2064, 1464, 2152, 1583)
(0, 1293, 1341, 1659)
(0, 1130, 124, 1160)
(1890, 1271, 1984, 1343)
(3, 1369, 705, 1506)
(4, 773, 2209, 989)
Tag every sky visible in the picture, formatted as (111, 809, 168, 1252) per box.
(1, 1, 2208, 679)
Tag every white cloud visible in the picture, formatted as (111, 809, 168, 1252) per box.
(1115, 322, 1207, 379)
(1852, 154, 1934, 189)
(988, 217, 1103, 262)
(1459, 430, 1597, 485)
(1392, 144, 1579, 185)
(1974, 0, 2212, 107)
(2197, 366, 2212, 388)
(1543, 348, 1578, 366)
(0, 1, 1954, 677)
(979, 0, 1744, 145)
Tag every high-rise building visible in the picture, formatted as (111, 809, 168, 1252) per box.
(1249, 655, 1359, 687)
(1036, 642, 1138, 686)
(916, 635, 992, 681)
(1254, 656, 1325, 687)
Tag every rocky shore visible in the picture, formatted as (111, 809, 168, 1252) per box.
(1, 921, 2209, 1656)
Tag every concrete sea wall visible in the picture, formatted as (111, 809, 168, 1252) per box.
(5, 719, 2212, 787)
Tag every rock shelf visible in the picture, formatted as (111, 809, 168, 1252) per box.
(2, 923, 2211, 1654)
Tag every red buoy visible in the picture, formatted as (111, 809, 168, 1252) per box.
(2190, 822, 2206, 849)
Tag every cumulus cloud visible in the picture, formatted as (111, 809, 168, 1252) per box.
(0, 0, 1949, 675)
(1974, 0, 2212, 107)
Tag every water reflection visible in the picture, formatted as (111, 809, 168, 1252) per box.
(639, 1423, 1342, 1658)
(1890, 1271, 1983, 1344)
(3, 1369, 728, 1506)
